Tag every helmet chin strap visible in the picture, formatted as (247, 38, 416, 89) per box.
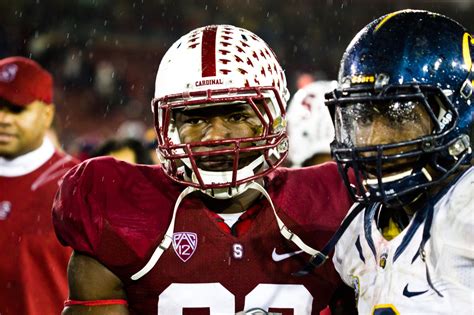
(131, 186, 197, 281)
(186, 156, 265, 199)
(131, 181, 325, 281)
(364, 167, 433, 206)
(245, 182, 327, 258)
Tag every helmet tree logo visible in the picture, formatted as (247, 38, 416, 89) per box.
(172, 232, 198, 262)
(0, 64, 18, 83)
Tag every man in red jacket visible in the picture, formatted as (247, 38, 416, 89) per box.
(0, 56, 78, 315)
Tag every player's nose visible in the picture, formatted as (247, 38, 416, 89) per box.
(0, 108, 14, 125)
(201, 117, 231, 141)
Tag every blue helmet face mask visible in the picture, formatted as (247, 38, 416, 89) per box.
(326, 10, 473, 206)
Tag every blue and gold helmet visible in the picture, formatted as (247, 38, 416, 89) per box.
(326, 9, 473, 205)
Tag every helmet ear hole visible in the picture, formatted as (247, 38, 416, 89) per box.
(428, 95, 441, 119)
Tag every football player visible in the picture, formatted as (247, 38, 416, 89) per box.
(0, 57, 78, 314)
(53, 25, 356, 314)
(286, 80, 337, 167)
(326, 10, 473, 314)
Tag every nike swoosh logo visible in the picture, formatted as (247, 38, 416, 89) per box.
(272, 248, 304, 262)
(403, 284, 429, 298)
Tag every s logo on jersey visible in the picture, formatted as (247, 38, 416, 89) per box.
(0, 201, 12, 220)
(172, 232, 197, 262)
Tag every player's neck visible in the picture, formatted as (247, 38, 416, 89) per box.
(200, 181, 263, 214)
(378, 165, 471, 239)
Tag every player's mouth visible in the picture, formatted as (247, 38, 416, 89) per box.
(196, 154, 259, 171)
(363, 160, 417, 179)
(196, 156, 234, 171)
(0, 132, 17, 143)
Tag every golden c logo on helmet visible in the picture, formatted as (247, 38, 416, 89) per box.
(374, 10, 406, 32)
(351, 75, 375, 84)
(462, 32, 474, 72)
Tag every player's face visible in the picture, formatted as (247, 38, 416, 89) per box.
(174, 102, 263, 171)
(335, 100, 433, 175)
(0, 99, 54, 159)
(354, 101, 432, 147)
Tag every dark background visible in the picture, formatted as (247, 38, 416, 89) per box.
(1, 0, 472, 155)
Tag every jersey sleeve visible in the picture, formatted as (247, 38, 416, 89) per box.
(332, 204, 361, 287)
(52, 159, 105, 256)
(433, 168, 474, 289)
(444, 168, 474, 249)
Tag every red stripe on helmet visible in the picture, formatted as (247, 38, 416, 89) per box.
(201, 26, 218, 77)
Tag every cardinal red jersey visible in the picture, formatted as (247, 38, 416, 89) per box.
(53, 157, 353, 314)
(0, 150, 78, 315)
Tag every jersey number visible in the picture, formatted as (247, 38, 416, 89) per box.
(158, 283, 313, 314)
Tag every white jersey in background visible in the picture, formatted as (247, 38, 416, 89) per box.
(333, 167, 474, 315)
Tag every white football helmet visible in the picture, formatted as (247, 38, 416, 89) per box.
(286, 80, 337, 166)
(152, 25, 290, 198)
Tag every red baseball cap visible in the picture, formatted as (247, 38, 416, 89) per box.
(0, 56, 53, 106)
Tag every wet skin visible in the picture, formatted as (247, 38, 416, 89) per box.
(174, 103, 263, 171)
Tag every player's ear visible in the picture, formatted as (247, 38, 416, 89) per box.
(43, 102, 55, 129)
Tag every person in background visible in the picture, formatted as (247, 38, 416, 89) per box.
(91, 137, 154, 164)
(144, 127, 161, 165)
(0, 56, 78, 315)
(286, 80, 337, 167)
(327, 10, 473, 314)
(295, 72, 316, 90)
(53, 24, 356, 314)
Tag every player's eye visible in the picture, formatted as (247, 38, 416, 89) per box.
(185, 117, 205, 125)
(0, 104, 24, 114)
(351, 104, 374, 127)
(228, 113, 248, 122)
(387, 101, 419, 124)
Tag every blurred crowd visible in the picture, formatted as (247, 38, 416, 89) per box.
(0, 0, 472, 164)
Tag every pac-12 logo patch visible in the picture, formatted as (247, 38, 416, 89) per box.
(172, 232, 197, 262)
